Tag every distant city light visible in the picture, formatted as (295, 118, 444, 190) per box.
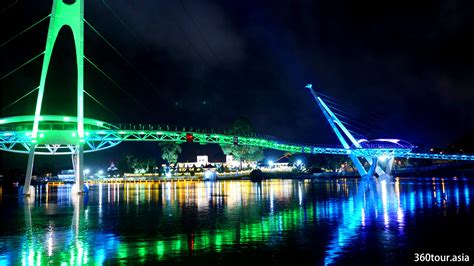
(296, 159, 303, 166)
(204, 170, 214, 180)
(84, 169, 90, 175)
(98, 170, 104, 175)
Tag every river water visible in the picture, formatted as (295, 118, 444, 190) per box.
(0, 177, 472, 265)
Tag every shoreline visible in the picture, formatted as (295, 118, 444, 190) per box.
(34, 171, 474, 185)
(2, 168, 473, 189)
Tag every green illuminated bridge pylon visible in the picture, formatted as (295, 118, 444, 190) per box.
(1, 0, 474, 196)
(2, 0, 87, 195)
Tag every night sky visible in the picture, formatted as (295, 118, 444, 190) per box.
(1, 0, 474, 171)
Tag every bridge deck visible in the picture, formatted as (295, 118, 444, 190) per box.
(1, 128, 473, 160)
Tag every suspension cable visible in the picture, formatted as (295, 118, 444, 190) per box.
(168, 12, 210, 67)
(83, 55, 140, 106)
(2, 86, 39, 111)
(84, 19, 159, 96)
(1, 0, 18, 14)
(84, 89, 116, 116)
(178, 0, 220, 62)
(101, 0, 139, 40)
(0, 14, 50, 48)
(0, 51, 44, 79)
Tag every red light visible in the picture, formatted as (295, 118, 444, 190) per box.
(186, 133, 194, 142)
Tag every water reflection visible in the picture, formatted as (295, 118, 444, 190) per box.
(0, 178, 472, 265)
(324, 177, 472, 265)
(324, 178, 402, 265)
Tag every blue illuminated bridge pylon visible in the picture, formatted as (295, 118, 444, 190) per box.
(1, 0, 474, 196)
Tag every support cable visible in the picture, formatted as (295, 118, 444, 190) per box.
(84, 19, 160, 97)
(348, 129, 366, 139)
(318, 94, 376, 122)
(0, 0, 18, 14)
(0, 51, 44, 79)
(319, 93, 378, 116)
(0, 14, 50, 48)
(178, 0, 220, 61)
(331, 111, 379, 130)
(168, 12, 210, 67)
(317, 95, 344, 108)
(323, 98, 384, 129)
(339, 120, 368, 135)
(327, 104, 366, 120)
(84, 89, 117, 116)
(101, 0, 139, 41)
(101, 0, 212, 94)
(334, 114, 368, 134)
(84, 55, 140, 106)
(2, 86, 38, 111)
(101, 0, 218, 103)
(330, 108, 377, 128)
(321, 94, 385, 121)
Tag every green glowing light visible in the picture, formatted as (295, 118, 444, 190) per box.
(156, 241, 165, 258)
(138, 247, 147, 258)
(32, 0, 84, 140)
(173, 239, 182, 251)
(117, 243, 128, 259)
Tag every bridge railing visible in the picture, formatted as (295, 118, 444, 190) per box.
(357, 143, 414, 149)
(393, 161, 474, 173)
(112, 123, 282, 140)
(0, 122, 115, 131)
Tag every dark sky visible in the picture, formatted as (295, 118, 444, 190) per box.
(1, 0, 474, 171)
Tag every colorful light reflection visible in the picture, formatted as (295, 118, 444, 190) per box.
(0, 178, 471, 265)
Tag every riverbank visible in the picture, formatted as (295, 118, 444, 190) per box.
(3, 166, 473, 190)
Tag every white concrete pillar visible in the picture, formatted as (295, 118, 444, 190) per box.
(23, 144, 36, 195)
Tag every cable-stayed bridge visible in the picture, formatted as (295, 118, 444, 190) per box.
(1, 0, 473, 196)
(0, 114, 472, 162)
